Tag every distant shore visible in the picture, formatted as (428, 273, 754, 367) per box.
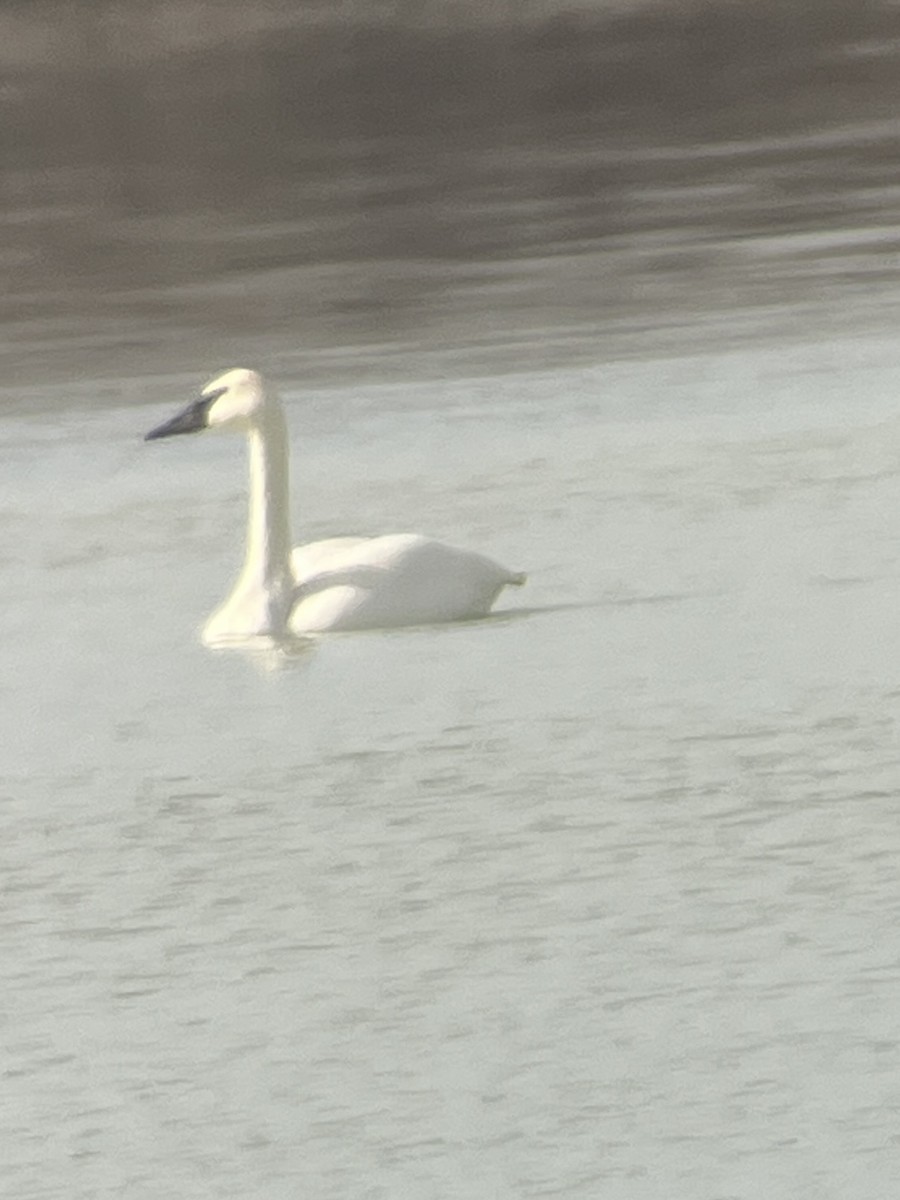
(2, 0, 900, 388)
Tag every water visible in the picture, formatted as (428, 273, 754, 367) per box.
(6, 2, 900, 1195)
(5, 335, 900, 1198)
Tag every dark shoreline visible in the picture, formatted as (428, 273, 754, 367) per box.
(2, 0, 900, 390)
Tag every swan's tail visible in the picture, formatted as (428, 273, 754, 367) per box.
(507, 571, 527, 587)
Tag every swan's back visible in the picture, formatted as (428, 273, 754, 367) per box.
(289, 533, 524, 633)
(290, 536, 373, 581)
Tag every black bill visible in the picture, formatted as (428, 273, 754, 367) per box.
(144, 387, 226, 441)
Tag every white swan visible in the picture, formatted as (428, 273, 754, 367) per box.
(145, 368, 525, 643)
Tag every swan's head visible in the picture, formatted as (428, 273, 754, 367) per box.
(145, 368, 272, 441)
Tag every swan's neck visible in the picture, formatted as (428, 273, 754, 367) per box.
(204, 401, 297, 644)
(242, 407, 292, 592)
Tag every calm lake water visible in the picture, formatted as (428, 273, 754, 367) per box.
(5, 2, 900, 1196)
(5, 329, 900, 1199)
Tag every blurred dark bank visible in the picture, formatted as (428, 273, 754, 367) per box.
(2, 0, 900, 394)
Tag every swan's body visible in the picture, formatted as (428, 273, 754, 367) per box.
(145, 368, 525, 644)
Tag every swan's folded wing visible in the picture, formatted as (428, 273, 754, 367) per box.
(290, 536, 374, 585)
(292, 561, 391, 601)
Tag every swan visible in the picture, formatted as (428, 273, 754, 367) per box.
(144, 368, 525, 643)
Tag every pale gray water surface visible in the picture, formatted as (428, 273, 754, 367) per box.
(4, 336, 900, 1198)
